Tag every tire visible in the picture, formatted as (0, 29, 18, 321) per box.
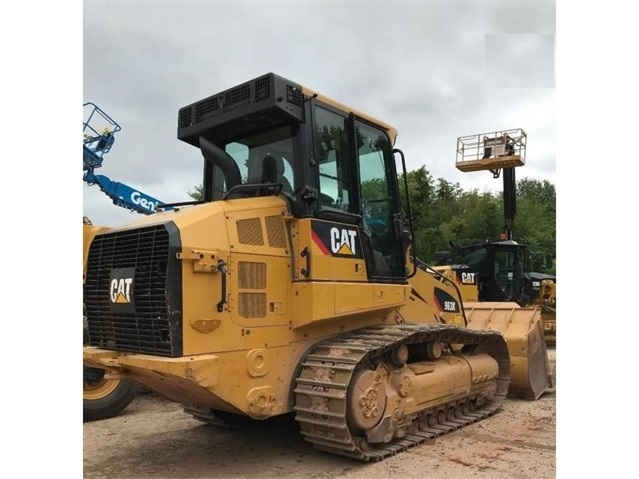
(83, 366, 139, 422)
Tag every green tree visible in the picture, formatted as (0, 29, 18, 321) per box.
(511, 178, 556, 272)
(188, 184, 204, 201)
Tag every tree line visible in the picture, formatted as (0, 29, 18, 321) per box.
(398, 167, 556, 274)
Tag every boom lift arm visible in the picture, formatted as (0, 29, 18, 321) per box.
(83, 170, 166, 214)
(455, 129, 526, 240)
(83, 102, 170, 215)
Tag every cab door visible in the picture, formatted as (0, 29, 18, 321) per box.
(352, 119, 405, 280)
(311, 102, 405, 282)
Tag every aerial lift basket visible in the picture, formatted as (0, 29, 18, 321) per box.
(456, 128, 526, 174)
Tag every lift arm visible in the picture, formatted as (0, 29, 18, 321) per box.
(84, 171, 166, 215)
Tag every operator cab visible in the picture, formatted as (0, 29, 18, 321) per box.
(177, 73, 408, 281)
(451, 240, 534, 304)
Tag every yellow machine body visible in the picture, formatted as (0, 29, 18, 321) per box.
(85, 198, 418, 415)
(83, 217, 111, 281)
(413, 264, 552, 399)
(84, 195, 511, 459)
(433, 258, 557, 350)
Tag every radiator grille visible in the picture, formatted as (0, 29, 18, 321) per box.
(237, 218, 264, 245)
(239, 292, 266, 318)
(265, 215, 286, 248)
(84, 223, 183, 357)
(238, 262, 266, 289)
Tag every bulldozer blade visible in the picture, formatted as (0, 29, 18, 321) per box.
(463, 301, 552, 400)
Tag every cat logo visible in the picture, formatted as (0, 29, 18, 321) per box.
(109, 267, 136, 312)
(110, 278, 133, 304)
(330, 227, 357, 256)
(310, 220, 363, 259)
(460, 272, 477, 284)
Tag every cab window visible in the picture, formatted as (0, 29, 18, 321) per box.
(313, 106, 354, 211)
(355, 121, 404, 277)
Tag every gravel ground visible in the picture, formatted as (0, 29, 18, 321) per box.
(83, 349, 556, 479)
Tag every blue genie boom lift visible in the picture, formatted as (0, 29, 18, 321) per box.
(83, 102, 168, 215)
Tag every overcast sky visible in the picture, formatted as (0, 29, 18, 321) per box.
(83, 1, 556, 226)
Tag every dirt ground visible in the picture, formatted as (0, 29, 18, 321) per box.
(83, 349, 556, 479)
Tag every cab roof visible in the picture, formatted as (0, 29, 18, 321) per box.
(302, 86, 398, 145)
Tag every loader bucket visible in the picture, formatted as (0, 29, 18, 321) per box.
(463, 301, 552, 400)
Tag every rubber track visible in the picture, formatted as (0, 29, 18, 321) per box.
(293, 323, 510, 461)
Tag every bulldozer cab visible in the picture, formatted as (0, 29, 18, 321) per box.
(178, 73, 407, 282)
(451, 240, 534, 304)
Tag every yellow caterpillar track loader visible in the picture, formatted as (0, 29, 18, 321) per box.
(83, 74, 547, 460)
